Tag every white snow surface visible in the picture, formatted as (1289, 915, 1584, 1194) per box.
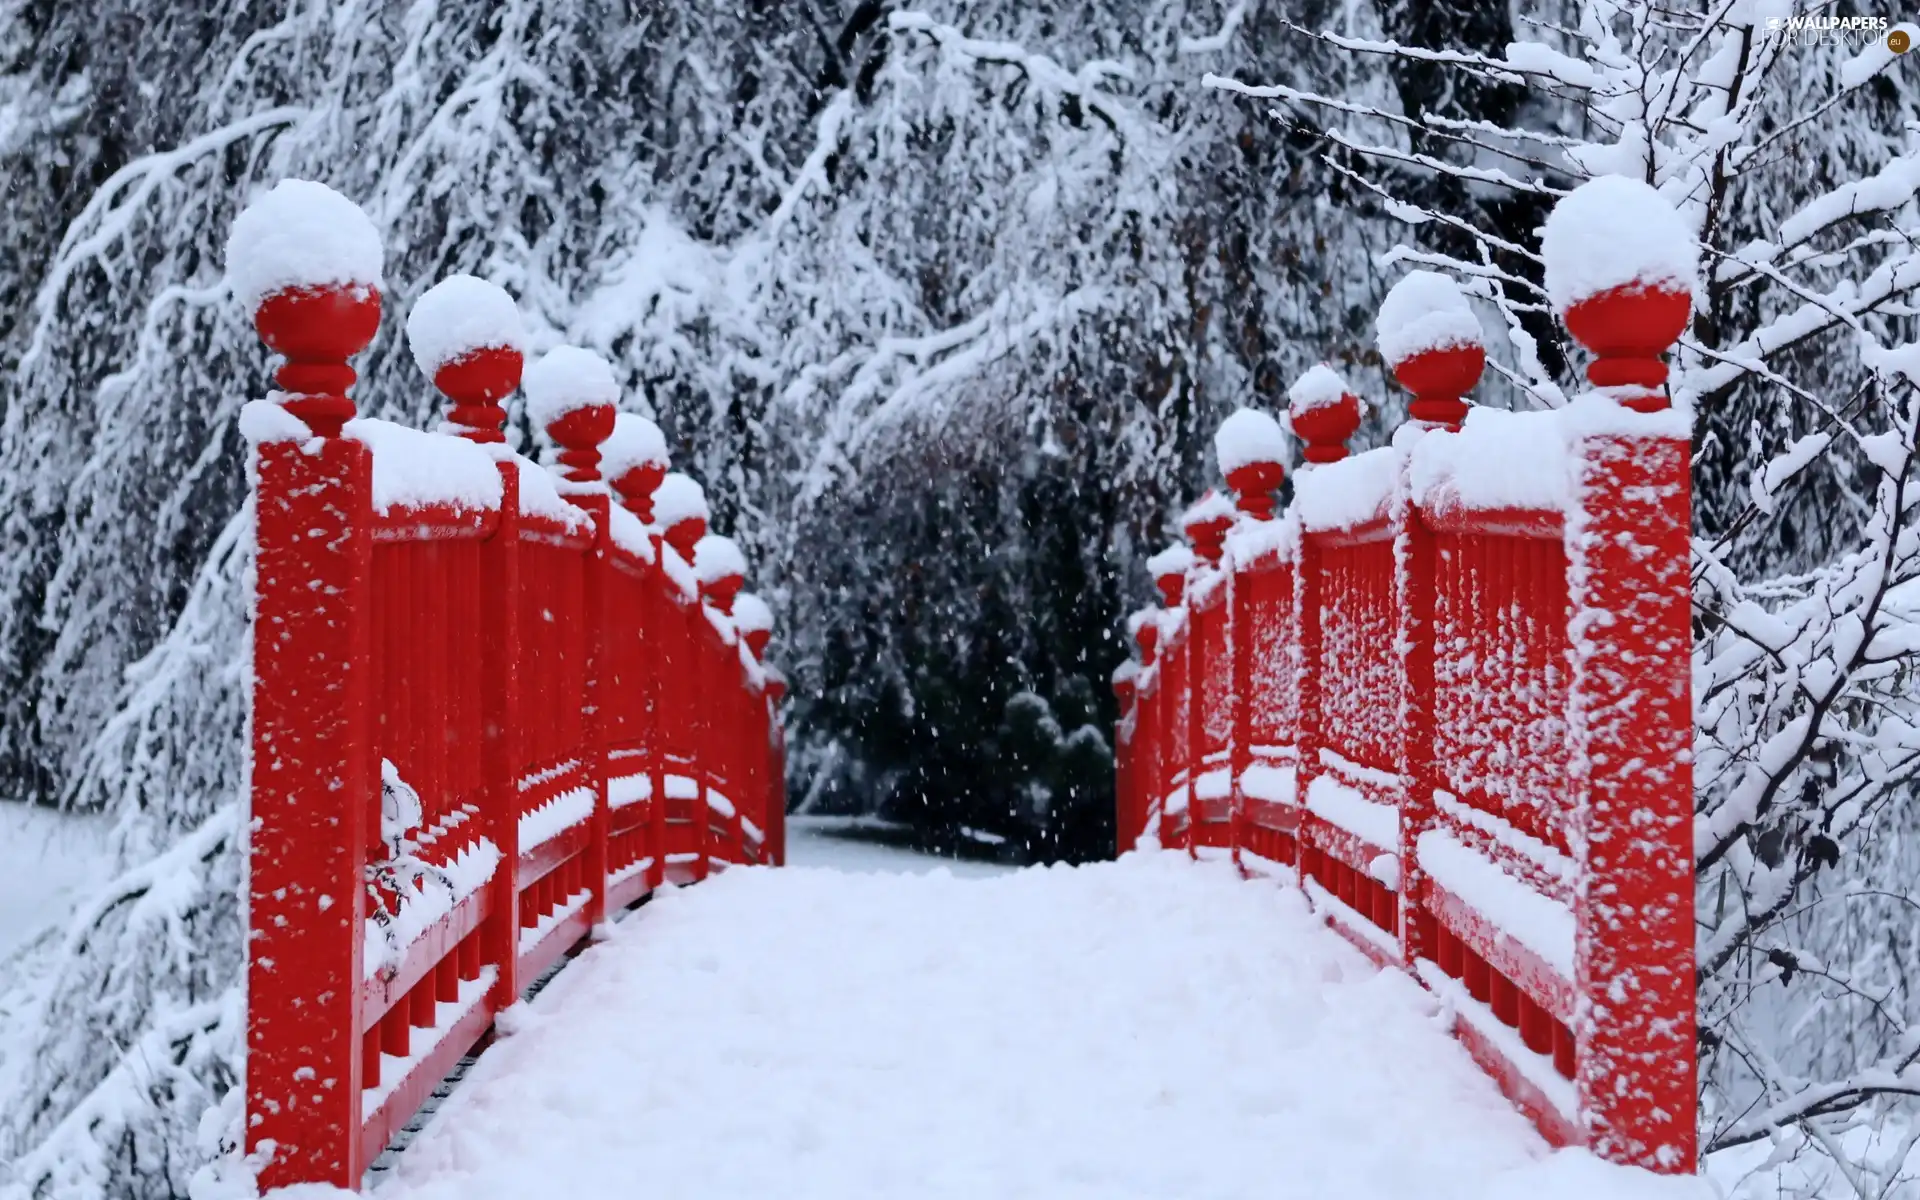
(606, 504, 656, 563)
(522, 347, 618, 430)
(224, 178, 383, 314)
(1375, 270, 1483, 367)
(1408, 406, 1572, 513)
(515, 457, 594, 533)
(599, 412, 669, 480)
(732, 592, 773, 634)
(693, 534, 748, 585)
(1417, 829, 1575, 980)
(354, 853, 1706, 1200)
(1182, 489, 1236, 527)
(0, 802, 113, 964)
(405, 274, 526, 377)
(1145, 544, 1195, 579)
(1214, 407, 1289, 474)
(1540, 175, 1698, 315)
(1287, 363, 1356, 417)
(1294, 445, 1399, 532)
(651, 472, 709, 530)
(344, 418, 504, 515)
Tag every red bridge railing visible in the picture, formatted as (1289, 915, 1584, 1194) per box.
(236, 184, 786, 1190)
(1114, 186, 1696, 1173)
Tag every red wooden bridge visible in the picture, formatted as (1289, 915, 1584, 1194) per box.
(235, 180, 1700, 1197)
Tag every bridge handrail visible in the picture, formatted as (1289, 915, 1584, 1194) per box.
(1114, 184, 1696, 1174)
(235, 187, 786, 1190)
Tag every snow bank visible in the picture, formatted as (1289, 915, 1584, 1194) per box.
(343, 419, 504, 515)
(652, 472, 708, 529)
(1287, 363, 1357, 417)
(523, 346, 619, 429)
(366, 855, 1707, 1200)
(1146, 544, 1195, 578)
(224, 179, 383, 314)
(1214, 407, 1289, 474)
(405, 274, 525, 376)
(1540, 175, 1698, 315)
(1408, 406, 1572, 513)
(693, 535, 748, 585)
(600, 412, 670, 480)
(1293, 445, 1399, 532)
(732, 592, 774, 634)
(1376, 271, 1482, 367)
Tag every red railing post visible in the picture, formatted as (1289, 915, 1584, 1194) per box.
(765, 670, 789, 865)
(1220, 407, 1288, 873)
(423, 301, 527, 1011)
(608, 416, 670, 891)
(696, 534, 749, 865)
(527, 348, 619, 928)
(1386, 336, 1482, 970)
(1286, 371, 1361, 894)
(661, 487, 709, 880)
(1111, 661, 1138, 854)
(244, 272, 382, 1189)
(1560, 277, 1696, 1171)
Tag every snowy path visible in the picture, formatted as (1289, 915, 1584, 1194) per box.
(372, 854, 1699, 1200)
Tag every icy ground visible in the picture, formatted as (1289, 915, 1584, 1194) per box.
(353, 853, 1705, 1200)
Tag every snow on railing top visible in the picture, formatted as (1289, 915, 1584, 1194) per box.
(1375, 269, 1483, 369)
(694, 534, 749, 617)
(345, 418, 506, 516)
(606, 501, 656, 562)
(1145, 545, 1195, 606)
(225, 178, 383, 315)
(1294, 446, 1399, 533)
(407, 274, 526, 378)
(1540, 175, 1698, 317)
(1407, 407, 1571, 516)
(516, 457, 595, 533)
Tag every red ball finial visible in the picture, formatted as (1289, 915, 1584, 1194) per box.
(253, 285, 382, 438)
(694, 535, 748, 616)
(1128, 611, 1160, 667)
(1182, 492, 1235, 565)
(1542, 175, 1697, 414)
(229, 180, 385, 439)
(1562, 285, 1690, 412)
(1112, 660, 1139, 710)
(734, 593, 774, 660)
(1146, 545, 1193, 607)
(408, 274, 527, 444)
(1215, 408, 1288, 520)
(1287, 365, 1365, 465)
(603, 413, 671, 521)
(524, 347, 619, 483)
(1376, 271, 1485, 432)
(654, 473, 709, 560)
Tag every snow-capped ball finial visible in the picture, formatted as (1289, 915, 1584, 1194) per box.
(225, 179, 384, 317)
(733, 591, 775, 659)
(1540, 175, 1698, 318)
(1181, 490, 1236, 564)
(524, 346, 619, 483)
(1112, 658, 1139, 707)
(1287, 365, 1365, 465)
(694, 534, 749, 614)
(654, 472, 709, 560)
(1146, 544, 1195, 606)
(1214, 408, 1289, 520)
(1543, 176, 1696, 411)
(1378, 271, 1484, 430)
(1127, 609, 1161, 664)
(602, 412, 671, 521)
(229, 179, 384, 438)
(409, 274, 526, 443)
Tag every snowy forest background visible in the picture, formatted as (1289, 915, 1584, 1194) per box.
(1, 0, 1918, 1196)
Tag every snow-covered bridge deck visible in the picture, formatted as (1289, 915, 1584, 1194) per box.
(361, 851, 1691, 1200)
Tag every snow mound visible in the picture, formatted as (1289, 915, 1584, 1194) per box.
(523, 346, 619, 429)
(343, 418, 504, 515)
(1146, 544, 1196, 578)
(1294, 445, 1399, 532)
(225, 179, 382, 315)
(600, 412, 670, 480)
(652, 472, 709, 529)
(732, 592, 774, 634)
(1215, 408, 1289, 475)
(1408, 407, 1572, 514)
(1287, 364, 1358, 418)
(1376, 271, 1482, 367)
(406, 274, 525, 377)
(693, 535, 748, 585)
(1540, 175, 1698, 315)
(1182, 490, 1236, 526)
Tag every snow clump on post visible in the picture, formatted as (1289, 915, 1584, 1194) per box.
(1374, 271, 1483, 369)
(522, 346, 619, 431)
(225, 179, 384, 315)
(1540, 175, 1698, 317)
(405, 274, 525, 377)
